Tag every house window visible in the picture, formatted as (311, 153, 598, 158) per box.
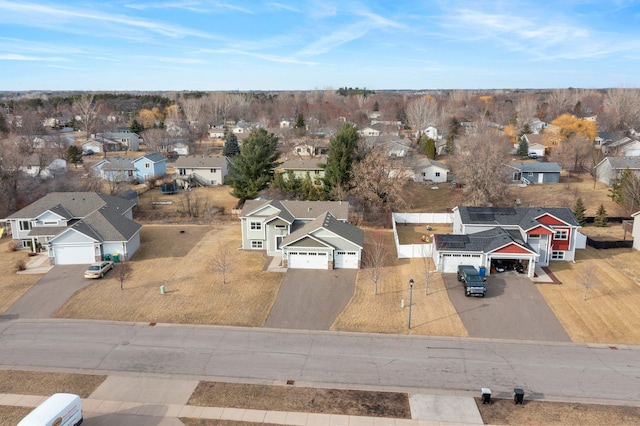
(528, 234, 540, 239)
(435, 172, 441, 177)
(554, 229, 568, 240)
(513, 172, 522, 181)
(251, 241, 263, 249)
(250, 221, 262, 230)
(528, 172, 534, 176)
(275, 224, 286, 229)
(145, 163, 150, 168)
(179, 168, 186, 176)
(210, 168, 217, 173)
(21, 240, 31, 248)
(551, 251, 565, 260)
(127, 171, 133, 176)
(19, 220, 31, 231)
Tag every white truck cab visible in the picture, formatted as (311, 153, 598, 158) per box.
(18, 393, 83, 426)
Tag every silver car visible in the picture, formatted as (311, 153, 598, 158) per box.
(84, 261, 114, 279)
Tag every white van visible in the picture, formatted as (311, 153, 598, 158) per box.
(18, 393, 83, 426)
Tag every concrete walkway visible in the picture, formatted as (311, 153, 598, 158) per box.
(0, 374, 485, 425)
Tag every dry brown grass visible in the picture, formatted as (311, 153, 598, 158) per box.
(54, 224, 283, 326)
(0, 369, 106, 397)
(188, 382, 411, 418)
(0, 241, 43, 315)
(476, 398, 640, 425)
(403, 181, 461, 212)
(331, 228, 468, 336)
(538, 246, 640, 345)
(0, 405, 32, 425)
(394, 223, 453, 245)
(136, 185, 238, 222)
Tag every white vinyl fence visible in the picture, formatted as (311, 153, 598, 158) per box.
(392, 212, 454, 259)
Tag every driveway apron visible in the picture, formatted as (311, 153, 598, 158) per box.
(265, 269, 357, 330)
(444, 273, 571, 342)
(2, 265, 91, 319)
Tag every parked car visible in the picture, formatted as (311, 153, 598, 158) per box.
(82, 149, 94, 156)
(84, 261, 114, 279)
(457, 265, 486, 297)
(165, 151, 179, 159)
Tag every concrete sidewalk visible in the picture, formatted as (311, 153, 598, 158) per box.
(0, 374, 485, 425)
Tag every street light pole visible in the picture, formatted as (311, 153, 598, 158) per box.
(408, 278, 414, 329)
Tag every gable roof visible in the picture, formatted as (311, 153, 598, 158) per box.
(434, 227, 537, 254)
(240, 200, 349, 221)
(134, 152, 166, 163)
(600, 156, 640, 170)
(414, 157, 450, 171)
(506, 162, 562, 173)
(6, 192, 137, 220)
(456, 206, 579, 229)
(174, 155, 228, 168)
(281, 211, 364, 248)
(96, 157, 135, 171)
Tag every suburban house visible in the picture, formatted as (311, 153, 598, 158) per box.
(82, 138, 120, 154)
(413, 158, 450, 183)
(174, 155, 230, 186)
(277, 157, 326, 182)
(358, 126, 381, 137)
(208, 127, 225, 139)
(4, 192, 141, 265)
(432, 206, 582, 277)
(21, 154, 67, 179)
(602, 137, 640, 156)
(506, 162, 561, 184)
(518, 135, 547, 157)
(95, 131, 141, 151)
(93, 153, 166, 183)
(595, 157, 640, 186)
(292, 140, 329, 157)
(279, 120, 291, 129)
(415, 126, 439, 140)
(239, 200, 363, 269)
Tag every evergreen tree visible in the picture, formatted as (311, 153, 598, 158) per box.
(222, 131, 240, 157)
(373, 100, 379, 112)
(323, 122, 360, 194)
(228, 128, 281, 201)
(444, 134, 455, 155)
(66, 145, 83, 169)
(516, 137, 529, 157)
(301, 172, 320, 201)
(0, 112, 8, 135)
(130, 119, 144, 134)
(572, 197, 587, 226)
(294, 112, 305, 129)
(594, 204, 608, 227)
(425, 137, 437, 159)
(444, 117, 460, 155)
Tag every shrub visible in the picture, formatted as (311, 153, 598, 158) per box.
(14, 259, 26, 272)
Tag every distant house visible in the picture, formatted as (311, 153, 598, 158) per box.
(292, 140, 329, 157)
(358, 126, 381, 137)
(520, 135, 547, 157)
(277, 157, 326, 182)
(595, 131, 626, 151)
(595, 157, 640, 186)
(239, 200, 363, 269)
(132, 153, 167, 182)
(600, 135, 640, 156)
(415, 126, 439, 140)
(279, 120, 291, 129)
(21, 155, 67, 179)
(174, 155, 230, 186)
(413, 158, 449, 183)
(82, 138, 119, 154)
(506, 162, 561, 184)
(3, 192, 141, 264)
(93, 157, 135, 182)
(208, 128, 225, 139)
(95, 132, 141, 151)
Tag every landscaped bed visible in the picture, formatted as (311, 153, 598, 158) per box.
(394, 223, 453, 245)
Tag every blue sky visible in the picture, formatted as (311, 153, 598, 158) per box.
(1, 0, 640, 91)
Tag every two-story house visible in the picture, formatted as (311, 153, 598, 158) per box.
(432, 206, 582, 277)
(174, 155, 230, 186)
(4, 192, 141, 265)
(239, 200, 363, 269)
(277, 157, 326, 182)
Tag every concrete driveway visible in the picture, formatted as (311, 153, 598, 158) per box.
(2, 264, 93, 319)
(265, 269, 357, 330)
(444, 272, 571, 342)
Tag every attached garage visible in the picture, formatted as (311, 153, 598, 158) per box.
(53, 244, 95, 265)
(334, 251, 359, 269)
(288, 251, 328, 269)
(438, 253, 482, 273)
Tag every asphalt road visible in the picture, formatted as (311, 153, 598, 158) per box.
(1, 319, 639, 404)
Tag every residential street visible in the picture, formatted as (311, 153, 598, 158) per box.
(1, 319, 639, 405)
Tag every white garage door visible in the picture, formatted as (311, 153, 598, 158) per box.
(439, 253, 482, 273)
(54, 245, 95, 265)
(288, 251, 328, 269)
(334, 251, 359, 269)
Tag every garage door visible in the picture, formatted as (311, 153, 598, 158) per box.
(334, 251, 359, 269)
(288, 251, 328, 269)
(54, 245, 95, 265)
(439, 253, 482, 273)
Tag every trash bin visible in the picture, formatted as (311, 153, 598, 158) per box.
(514, 388, 524, 404)
(160, 285, 165, 295)
(481, 388, 491, 404)
(112, 253, 120, 263)
(478, 266, 486, 277)
(103, 254, 111, 261)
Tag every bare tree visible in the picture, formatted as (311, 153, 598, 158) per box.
(363, 230, 389, 295)
(0, 136, 26, 215)
(406, 96, 439, 132)
(210, 242, 235, 285)
(142, 128, 170, 153)
(74, 94, 100, 140)
(116, 261, 132, 291)
(547, 89, 573, 120)
(603, 88, 640, 131)
(515, 94, 539, 127)
(178, 190, 200, 218)
(579, 263, 598, 301)
(450, 122, 511, 206)
(550, 133, 593, 174)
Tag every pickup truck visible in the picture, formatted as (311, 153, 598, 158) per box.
(457, 265, 486, 297)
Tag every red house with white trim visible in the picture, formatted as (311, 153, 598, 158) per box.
(433, 206, 582, 277)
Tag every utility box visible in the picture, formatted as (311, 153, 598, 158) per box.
(481, 388, 491, 404)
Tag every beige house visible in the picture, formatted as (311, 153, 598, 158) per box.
(277, 157, 326, 182)
(174, 155, 230, 186)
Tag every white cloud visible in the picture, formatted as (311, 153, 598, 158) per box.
(0, 53, 65, 61)
(266, 2, 301, 13)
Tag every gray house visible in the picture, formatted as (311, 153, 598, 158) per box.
(595, 157, 640, 186)
(506, 162, 561, 184)
(175, 155, 230, 186)
(239, 200, 363, 269)
(4, 192, 141, 265)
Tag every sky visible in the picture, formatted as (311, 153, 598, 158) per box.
(1, 0, 640, 91)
